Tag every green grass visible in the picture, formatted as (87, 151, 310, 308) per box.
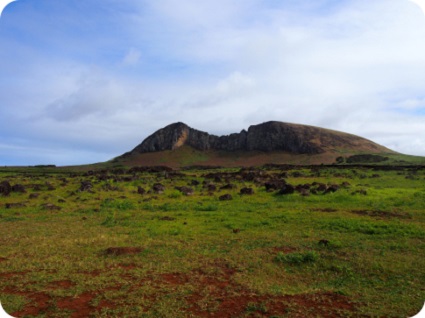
(0, 165, 424, 317)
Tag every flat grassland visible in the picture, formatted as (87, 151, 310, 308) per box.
(0, 165, 424, 317)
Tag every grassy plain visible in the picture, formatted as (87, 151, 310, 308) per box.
(0, 165, 424, 317)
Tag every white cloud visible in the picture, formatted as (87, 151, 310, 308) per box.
(2, 0, 425, 165)
(122, 48, 141, 66)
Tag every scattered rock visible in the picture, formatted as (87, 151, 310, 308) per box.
(5, 202, 26, 209)
(41, 203, 62, 211)
(324, 184, 339, 194)
(219, 194, 233, 201)
(190, 180, 200, 186)
(137, 186, 146, 195)
(312, 182, 327, 192)
(79, 181, 93, 192)
(12, 184, 26, 193)
(206, 183, 217, 192)
(278, 184, 295, 195)
(0, 181, 11, 196)
(152, 183, 165, 194)
(175, 186, 194, 196)
(318, 239, 330, 246)
(29, 193, 40, 199)
(264, 180, 286, 192)
(220, 183, 236, 190)
(240, 187, 254, 195)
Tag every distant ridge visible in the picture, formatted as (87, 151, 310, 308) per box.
(129, 121, 391, 154)
(115, 121, 395, 167)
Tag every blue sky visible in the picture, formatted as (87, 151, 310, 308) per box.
(1, 0, 425, 165)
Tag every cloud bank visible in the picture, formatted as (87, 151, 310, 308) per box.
(0, 0, 425, 165)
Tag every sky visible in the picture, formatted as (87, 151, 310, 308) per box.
(0, 0, 425, 166)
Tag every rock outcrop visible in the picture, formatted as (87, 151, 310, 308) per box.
(128, 121, 387, 155)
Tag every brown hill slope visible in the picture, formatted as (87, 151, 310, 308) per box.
(115, 121, 395, 168)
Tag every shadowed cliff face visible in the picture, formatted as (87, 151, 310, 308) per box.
(130, 121, 388, 155)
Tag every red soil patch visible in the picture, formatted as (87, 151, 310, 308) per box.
(0, 257, 7, 262)
(0, 271, 27, 278)
(56, 291, 96, 318)
(2, 258, 359, 317)
(6, 288, 51, 318)
(116, 263, 138, 270)
(160, 272, 190, 285)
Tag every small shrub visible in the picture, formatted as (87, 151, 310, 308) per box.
(168, 190, 182, 199)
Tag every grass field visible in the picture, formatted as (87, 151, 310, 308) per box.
(0, 165, 424, 317)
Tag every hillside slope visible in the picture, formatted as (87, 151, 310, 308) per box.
(112, 121, 396, 168)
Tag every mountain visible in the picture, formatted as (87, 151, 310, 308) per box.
(115, 121, 395, 168)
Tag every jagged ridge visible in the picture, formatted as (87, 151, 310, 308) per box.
(129, 121, 389, 155)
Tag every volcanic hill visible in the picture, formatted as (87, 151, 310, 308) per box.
(115, 121, 395, 168)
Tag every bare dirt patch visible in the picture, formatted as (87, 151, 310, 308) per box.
(56, 291, 96, 318)
(104, 247, 144, 256)
(0, 271, 28, 279)
(351, 209, 411, 219)
(5, 288, 51, 318)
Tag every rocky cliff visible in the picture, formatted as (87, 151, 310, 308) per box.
(129, 121, 388, 155)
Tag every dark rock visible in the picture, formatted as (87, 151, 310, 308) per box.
(206, 183, 217, 192)
(264, 180, 286, 192)
(219, 194, 233, 201)
(11, 184, 26, 193)
(29, 193, 40, 199)
(137, 186, 146, 195)
(0, 181, 11, 196)
(190, 180, 200, 186)
(341, 182, 351, 188)
(152, 183, 165, 194)
(299, 189, 310, 197)
(175, 186, 194, 196)
(278, 184, 295, 195)
(5, 202, 26, 209)
(240, 187, 254, 195)
(46, 183, 56, 191)
(314, 183, 327, 192)
(324, 184, 339, 194)
(220, 183, 236, 190)
(41, 203, 62, 210)
(79, 181, 93, 192)
(318, 239, 329, 246)
(295, 184, 311, 192)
